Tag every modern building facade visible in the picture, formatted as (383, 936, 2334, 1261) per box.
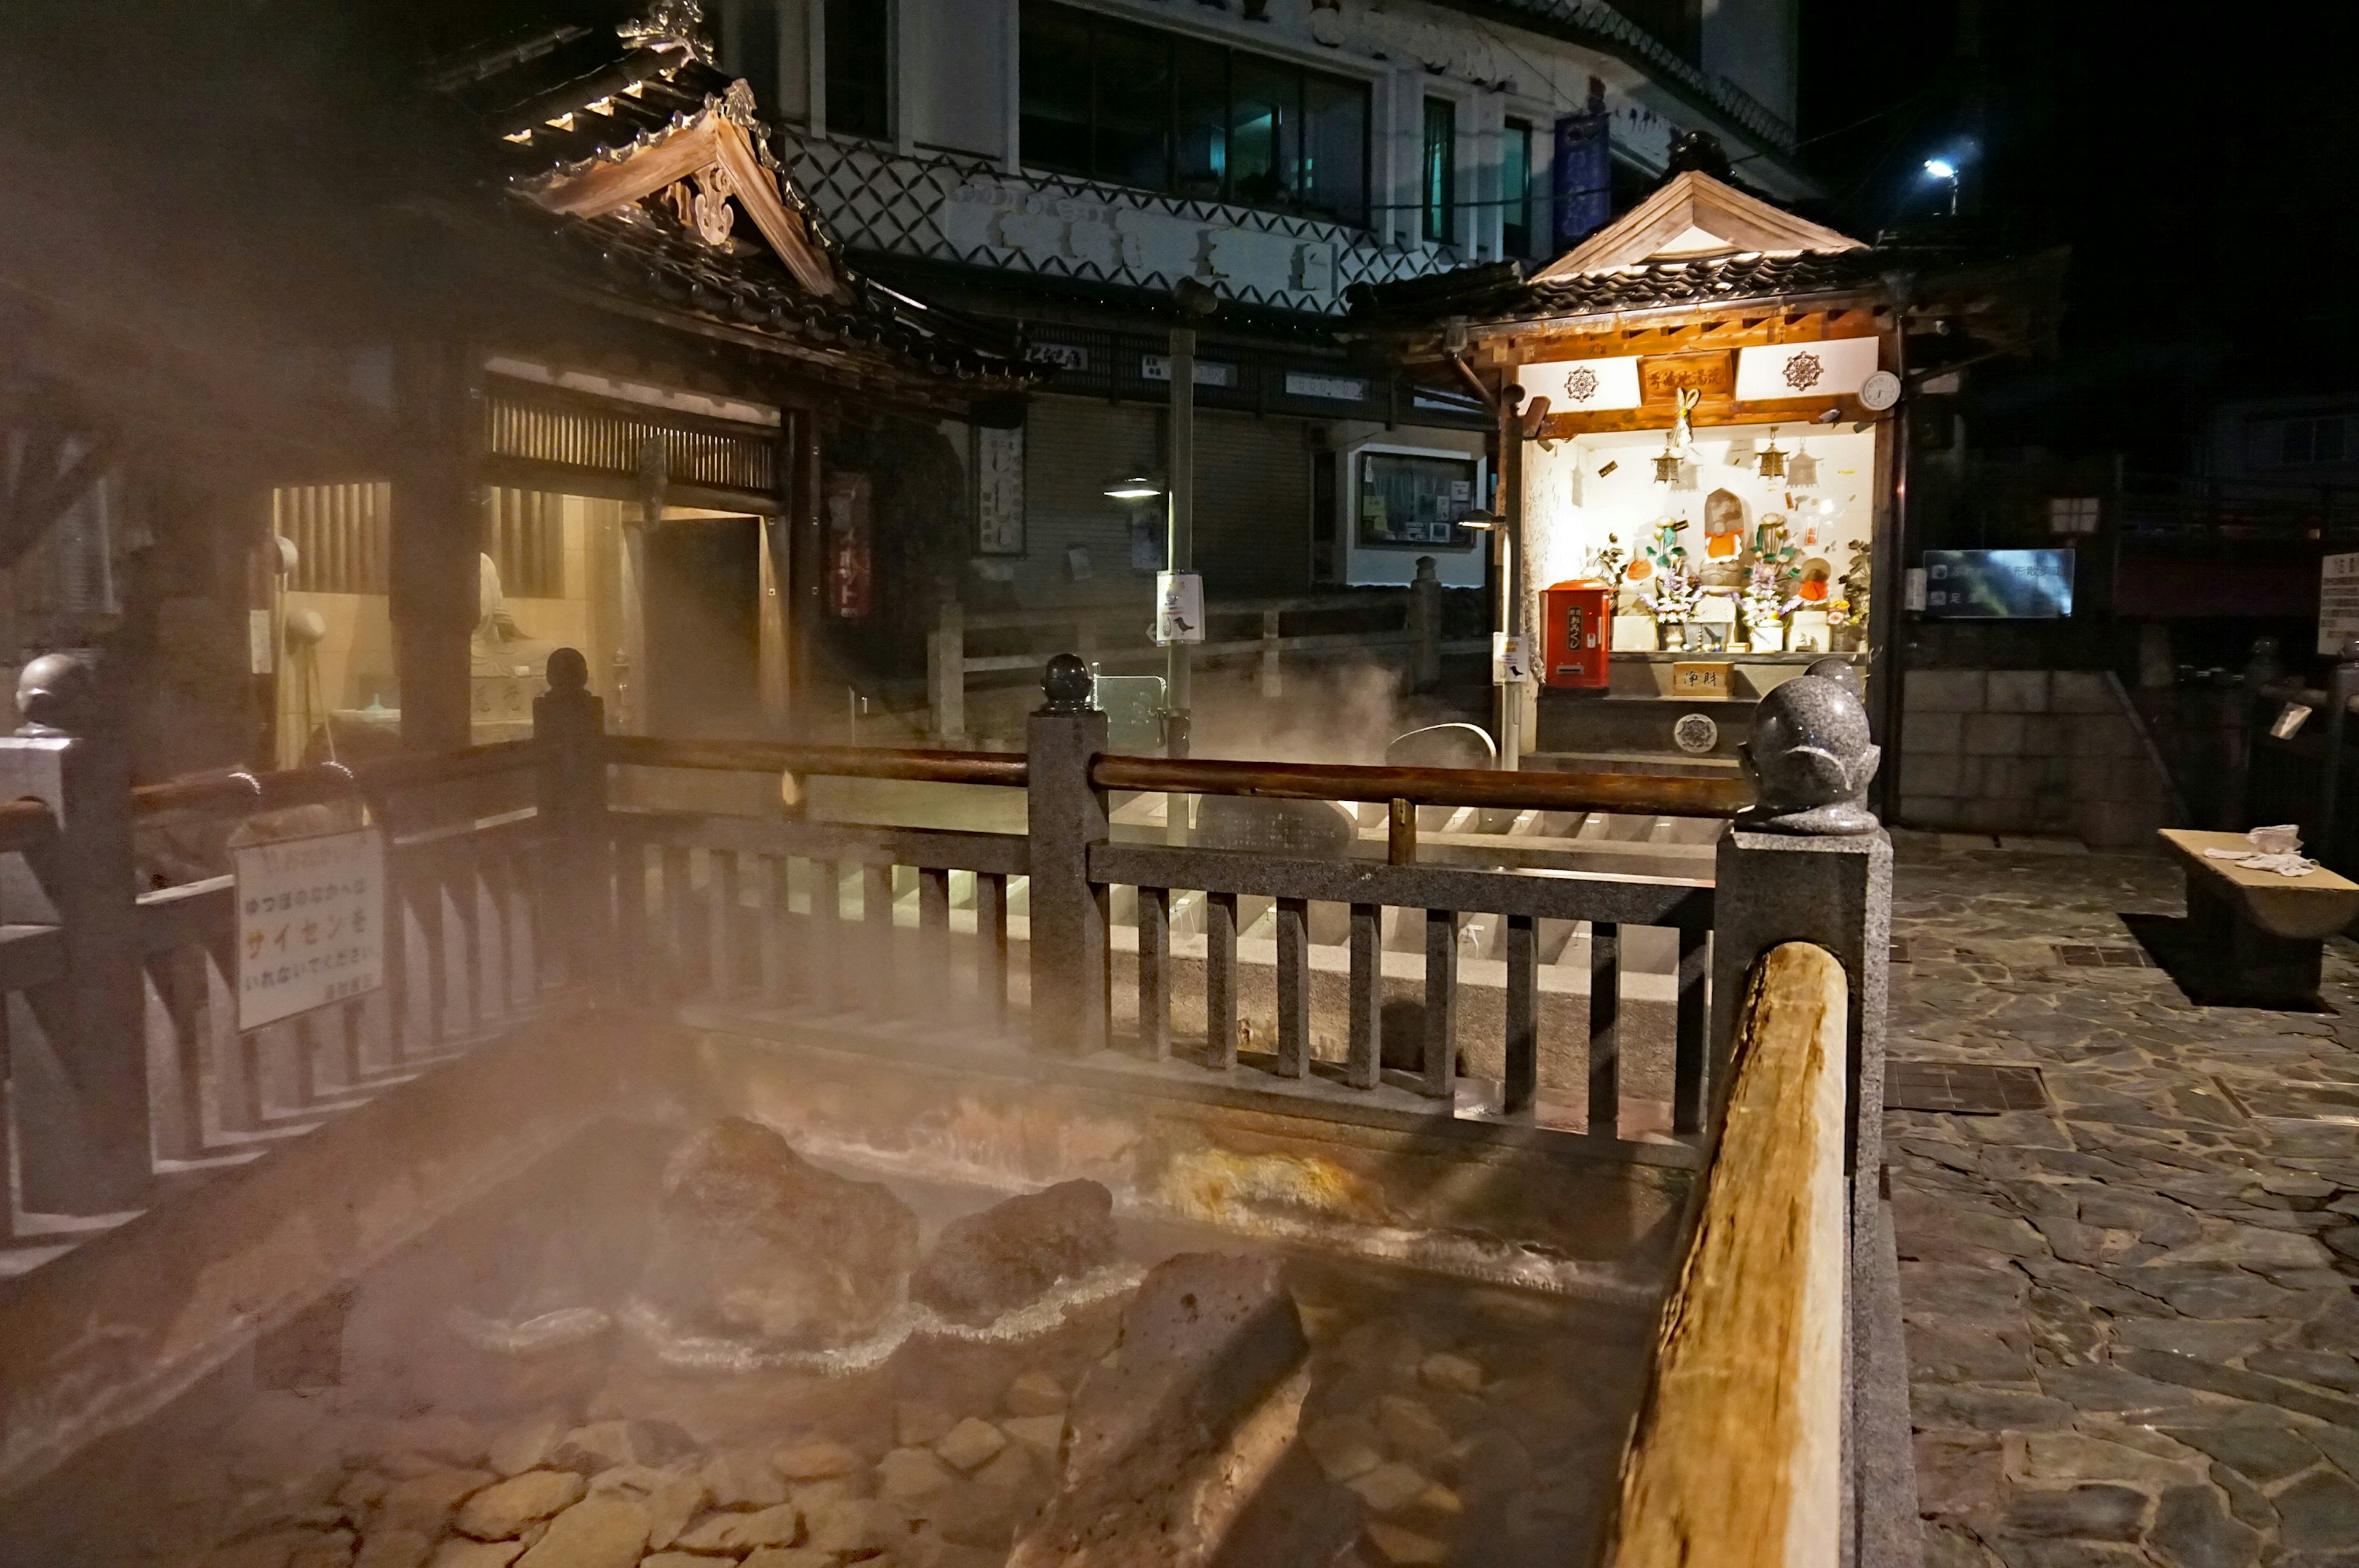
(706, 0, 1812, 621)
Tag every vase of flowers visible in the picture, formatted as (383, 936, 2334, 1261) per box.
(1647, 559, 1703, 644)
(1740, 561, 1793, 652)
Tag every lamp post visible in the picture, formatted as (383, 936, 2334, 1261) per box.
(1923, 158, 1960, 218)
(1162, 278, 1220, 759)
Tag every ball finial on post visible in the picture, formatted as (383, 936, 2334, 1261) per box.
(1039, 653, 1095, 716)
(16, 651, 98, 738)
(1737, 674, 1882, 835)
(546, 647, 589, 695)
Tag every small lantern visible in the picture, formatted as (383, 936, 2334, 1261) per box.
(1756, 435, 1787, 481)
(1653, 434, 1683, 485)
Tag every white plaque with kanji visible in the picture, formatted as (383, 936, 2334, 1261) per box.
(235, 829, 386, 1031)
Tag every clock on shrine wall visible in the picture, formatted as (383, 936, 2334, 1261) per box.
(1858, 370, 1902, 412)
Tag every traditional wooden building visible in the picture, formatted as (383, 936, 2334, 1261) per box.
(1, 1, 1034, 777)
(1348, 158, 2063, 800)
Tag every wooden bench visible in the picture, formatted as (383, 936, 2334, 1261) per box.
(2158, 829, 2359, 1007)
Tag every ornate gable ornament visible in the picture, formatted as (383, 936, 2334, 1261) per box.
(619, 0, 712, 60)
(1535, 170, 1865, 280)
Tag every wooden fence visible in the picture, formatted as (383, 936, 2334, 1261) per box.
(0, 647, 1900, 1562)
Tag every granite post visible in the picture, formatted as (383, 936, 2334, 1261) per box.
(1027, 655, 1111, 1055)
(534, 648, 610, 991)
(0, 652, 151, 1214)
(1710, 671, 1911, 1568)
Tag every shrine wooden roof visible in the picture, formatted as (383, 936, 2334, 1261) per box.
(422, 7, 1033, 400)
(1346, 168, 2067, 366)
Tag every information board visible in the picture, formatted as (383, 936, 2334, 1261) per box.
(1920, 550, 2075, 620)
(2319, 552, 2359, 656)
(235, 828, 386, 1032)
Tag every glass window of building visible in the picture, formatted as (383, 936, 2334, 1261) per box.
(2279, 415, 2347, 466)
(1422, 97, 1457, 244)
(1501, 117, 1533, 256)
(826, 0, 891, 141)
(1018, 0, 1369, 225)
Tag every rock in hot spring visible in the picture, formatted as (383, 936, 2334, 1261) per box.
(1009, 1251, 1363, 1567)
(631, 1117, 918, 1349)
(911, 1178, 1119, 1325)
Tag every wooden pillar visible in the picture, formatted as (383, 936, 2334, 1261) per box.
(758, 515, 792, 735)
(791, 407, 827, 735)
(390, 341, 481, 751)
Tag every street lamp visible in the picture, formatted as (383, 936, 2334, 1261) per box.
(1923, 158, 1960, 217)
(1161, 278, 1220, 762)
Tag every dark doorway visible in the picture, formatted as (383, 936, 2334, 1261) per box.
(643, 517, 762, 736)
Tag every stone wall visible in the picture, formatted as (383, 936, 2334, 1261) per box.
(1897, 669, 2175, 846)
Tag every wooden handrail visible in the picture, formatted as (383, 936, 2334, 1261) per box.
(961, 589, 1410, 634)
(131, 741, 539, 825)
(1608, 942, 1847, 1567)
(605, 735, 1029, 787)
(1090, 754, 1747, 819)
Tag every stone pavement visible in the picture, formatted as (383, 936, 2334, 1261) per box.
(1888, 837, 2359, 1568)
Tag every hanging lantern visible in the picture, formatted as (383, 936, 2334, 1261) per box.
(1756, 435, 1787, 481)
(1786, 450, 1820, 489)
(1653, 434, 1683, 485)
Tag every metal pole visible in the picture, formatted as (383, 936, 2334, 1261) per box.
(2319, 639, 2359, 869)
(1496, 380, 1524, 769)
(1165, 325, 1195, 759)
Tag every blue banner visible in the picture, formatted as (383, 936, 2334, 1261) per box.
(1552, 110, 1611, 251)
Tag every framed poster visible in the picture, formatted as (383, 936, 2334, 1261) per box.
(826, 472, 872, 618)
(975, 425, 1024, 556)
(1355, 448, 1482, 549)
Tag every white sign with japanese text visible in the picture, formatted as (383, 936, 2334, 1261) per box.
(2321, 552, 2359, 656)
(235, 829, 386, 1032)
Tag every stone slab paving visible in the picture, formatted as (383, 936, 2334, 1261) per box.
(1888, 840, 2359, 1568)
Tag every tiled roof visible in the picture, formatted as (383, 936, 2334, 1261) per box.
(1346, 249, 1903, 327)
(530, 207, 1031, 379)
(421, 18, 1031, 388)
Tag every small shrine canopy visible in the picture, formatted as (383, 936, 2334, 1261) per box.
(1538, 169, 1865, 277)
(1346, 168, 2064, 353)
(426, 3, 1031, 402)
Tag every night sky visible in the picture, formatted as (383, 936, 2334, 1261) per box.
(1798, 1, 2359, 465)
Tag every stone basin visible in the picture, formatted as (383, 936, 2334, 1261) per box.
(1, 1138, 1652, 1568)
(0, 1014, 1680, 1568)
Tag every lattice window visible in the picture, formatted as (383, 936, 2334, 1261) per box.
(273, 482, 390, 595)
(483, 391, 777, 495)
(484, 488, 565, 599)
(2046, 496, 2100, 536)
